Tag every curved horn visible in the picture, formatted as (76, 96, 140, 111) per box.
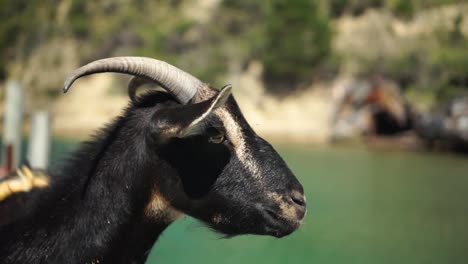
(127, 76, 155, 102)
(64, 57, 203, 104)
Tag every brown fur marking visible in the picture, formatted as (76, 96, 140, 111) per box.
(268, 192, 299, 221)
(145, 189, 183, 222)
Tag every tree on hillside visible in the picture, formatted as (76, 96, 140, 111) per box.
(261, 0, 332, 92)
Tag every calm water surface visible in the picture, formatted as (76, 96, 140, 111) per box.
(44, 141, 468, 263)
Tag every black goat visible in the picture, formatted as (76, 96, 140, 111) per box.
(0, 57, 306, 263)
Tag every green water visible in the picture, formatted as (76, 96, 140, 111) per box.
(9, 140, 468, 263)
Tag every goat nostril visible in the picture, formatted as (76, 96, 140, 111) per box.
(290, 193, 306, 207)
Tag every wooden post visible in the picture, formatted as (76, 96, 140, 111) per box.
(2, 80, 24, 172)
(27, 111, 52, 170)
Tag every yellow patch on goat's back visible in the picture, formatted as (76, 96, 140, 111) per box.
(0, 166, 50, 201)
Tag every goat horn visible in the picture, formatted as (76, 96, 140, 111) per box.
(63, 57, 203, 104)
(127, 76, 155, 102)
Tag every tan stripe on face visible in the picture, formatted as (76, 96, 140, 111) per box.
(196, 87, 262, 180)
(215, 108, 262, 180)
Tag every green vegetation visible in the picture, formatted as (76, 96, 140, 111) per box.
(326, 0, 462, 18)
(0, 0, 55, 78)
(0, 0, 467, 102)
(362, 12, 468, 104)
(262, 0, 332, 91)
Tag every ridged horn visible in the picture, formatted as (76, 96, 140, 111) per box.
(63, 57, 203, 104)
(127, 76, 155, 102)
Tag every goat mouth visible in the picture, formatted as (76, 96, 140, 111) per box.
(262, 208, 301, 238)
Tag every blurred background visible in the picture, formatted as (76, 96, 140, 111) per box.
(1, 0, 468, 263)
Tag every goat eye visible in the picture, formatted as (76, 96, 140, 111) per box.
(206, 127, 225, 144)
(208, 133, 225, 144)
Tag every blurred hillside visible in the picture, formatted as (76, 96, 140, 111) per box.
(1, 0, 467, 141)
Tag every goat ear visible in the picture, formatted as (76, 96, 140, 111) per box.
(151, 84, 232, 141)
